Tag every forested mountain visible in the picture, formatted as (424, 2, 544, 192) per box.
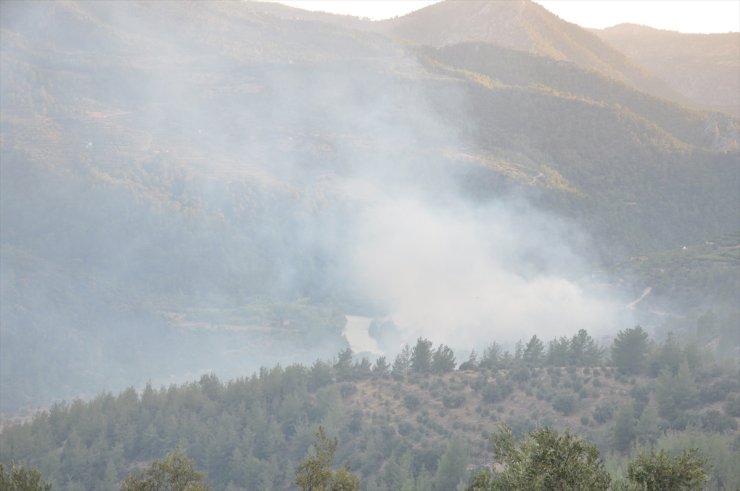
(380, 0, 681, 103)
(414, 42, 739, 255)
(595, 24, 740, 116)
(1, 1, 738, 486)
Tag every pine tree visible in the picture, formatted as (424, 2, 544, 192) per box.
(411, 338, 433, 373)
(435, 436, 468, 490)
(295, 427, 360, 491)
(612, 403, 637, 453)
(611, 326, 649, 374)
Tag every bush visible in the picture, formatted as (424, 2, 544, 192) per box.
(505, 416, 537, 439)
(511, 366, 531, 382)
(700, 410, 738, 433)
(700, 377, 739, 404)
(631, 384, 651, 416)
(404, 394, 420, 411)
(340, 383, 357, 398)
(483, 381, 512, 403)
(552, 393, 577, 415)
(725, 395, 740, 417)
(670, 412, 700, 431)
(593, 403, 614, 423)
(442, 393, 466, 409)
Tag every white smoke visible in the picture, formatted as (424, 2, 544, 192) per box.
(347, 192, 623, 350)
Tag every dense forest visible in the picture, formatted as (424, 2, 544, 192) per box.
(1, 327, 738, 490)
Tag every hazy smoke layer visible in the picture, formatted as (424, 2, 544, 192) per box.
(0, 1, 636, 412)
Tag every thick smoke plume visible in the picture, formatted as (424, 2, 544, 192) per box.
(347, 195, 623, 350)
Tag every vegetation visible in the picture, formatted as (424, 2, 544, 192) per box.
(467, 425, 611, 490)
(121, 449, 211, 491)
(0, 463, 51, 491)
(626, 448, 708, 490)
(0, 3, 738, 491)
(611, 327, 650, 374)
(0, 328, 737, 490)
(295, 427, 359, 491)
(2, 0, 738, 417)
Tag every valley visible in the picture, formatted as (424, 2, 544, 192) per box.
(0, 1, 738, 489)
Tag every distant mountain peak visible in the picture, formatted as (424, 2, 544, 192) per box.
(381, 0, 681, 104)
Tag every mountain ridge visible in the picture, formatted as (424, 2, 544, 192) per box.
(594, 23, 740, 116)
(1, 0, 738, 417)
(379, 0, 685, 105)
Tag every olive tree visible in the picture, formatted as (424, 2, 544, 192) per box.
(0, 463, 51, 491)
(467, 425, 611, 490)
(627, 448, 707, 491)
(121, 449, 211, 491)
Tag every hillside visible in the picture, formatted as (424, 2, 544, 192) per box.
(1, 0, 738, 419)
(610, 232, 740, 313)
(595, 24, 740, 116)
(380, 0, 682, 104)
(415, 43, 739, 253)
(1, 329, 738, 490)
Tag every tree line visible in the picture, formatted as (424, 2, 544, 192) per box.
(0, 326, 737, 489)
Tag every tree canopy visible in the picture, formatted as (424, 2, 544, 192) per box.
(611, 326, 650, 374)
(626, 448, 707, 491)
(468, 425, 611, 490)
(121, 449, 211, 491)
(0, 463, 51, 491)
(295, 426, 359, 491)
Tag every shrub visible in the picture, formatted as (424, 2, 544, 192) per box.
(404, 394, 420, 411)
(339, 383, 357, 398)
(725, 395, 740, 417)
(700, 410, 738, 433)
(552, 393, 577, 415)
(593, 403, 614, 423)
(700, 377, 739, 404)
(631, 384, 651, 416)
(483, 381, 512, 403)
(511, 366, 531, 382)
(443, 393, 466, 409)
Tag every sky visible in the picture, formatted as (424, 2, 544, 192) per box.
(276, 0, 740, 33)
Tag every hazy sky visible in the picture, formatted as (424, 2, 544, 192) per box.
(276, 0, 740, 33)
